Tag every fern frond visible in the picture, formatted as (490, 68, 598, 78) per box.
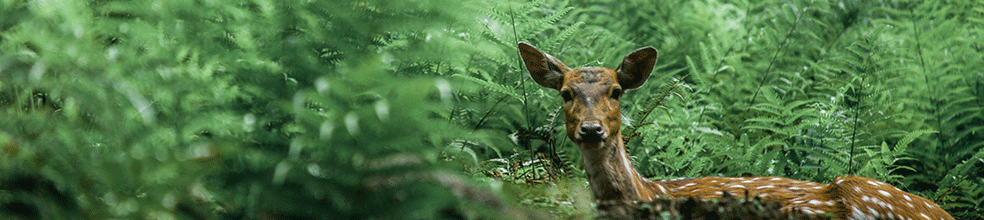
(544, 21, 583, 50)
(452, 74, 522, 102)
(895, 129, 936, 153)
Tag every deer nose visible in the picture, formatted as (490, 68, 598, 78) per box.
(578, 123, 605, 142)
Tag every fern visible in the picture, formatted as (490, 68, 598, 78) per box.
(862, 2, 984, 217)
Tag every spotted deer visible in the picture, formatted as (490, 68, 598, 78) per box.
(517, 42, 954, 220)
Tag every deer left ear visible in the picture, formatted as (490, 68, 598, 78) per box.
(615, 47, 657, 90)
(519, 42, 570, 91)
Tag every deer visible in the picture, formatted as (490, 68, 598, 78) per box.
(517, 42, 954, 220)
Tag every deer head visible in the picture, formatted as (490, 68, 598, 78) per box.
(518, 42, 657, 148)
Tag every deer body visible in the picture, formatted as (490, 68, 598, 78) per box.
(518, 42, 953, 220)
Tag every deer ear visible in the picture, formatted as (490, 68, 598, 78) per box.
(615, 47, 657, 90)
(519, 42, 570, 91)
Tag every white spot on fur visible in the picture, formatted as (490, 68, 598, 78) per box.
(802, 208, 815, 215)
(878, 190, 892, 197)
(851, 206, 865, 219)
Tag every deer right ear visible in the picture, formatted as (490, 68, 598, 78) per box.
(615, 47, 657, 90)
(519, 42, 570, 91)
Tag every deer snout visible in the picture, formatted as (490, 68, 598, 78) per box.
(578, 123, 606, 142)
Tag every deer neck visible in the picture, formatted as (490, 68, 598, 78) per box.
(576, 133, 659, 201)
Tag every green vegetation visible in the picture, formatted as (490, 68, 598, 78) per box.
(1, 0, 981, 219)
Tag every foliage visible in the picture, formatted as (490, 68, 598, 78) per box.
(1, 0, 525, 219)
(1, 0, 982, 219)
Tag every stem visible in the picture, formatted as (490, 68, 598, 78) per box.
(473, 95, 509, 131)
(909, 8, 947, 158)
(507, 1, 536, 181)
(749, 11, 801, 106)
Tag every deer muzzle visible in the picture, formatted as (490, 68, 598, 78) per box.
(577, 121, 607, 143)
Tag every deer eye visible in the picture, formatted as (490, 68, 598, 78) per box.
(561, 90, 573, 102)
(611, 88, 623, 100)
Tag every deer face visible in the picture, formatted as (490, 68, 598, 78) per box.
(518, 42, 657, 146)
(559, 67, 623, 143)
